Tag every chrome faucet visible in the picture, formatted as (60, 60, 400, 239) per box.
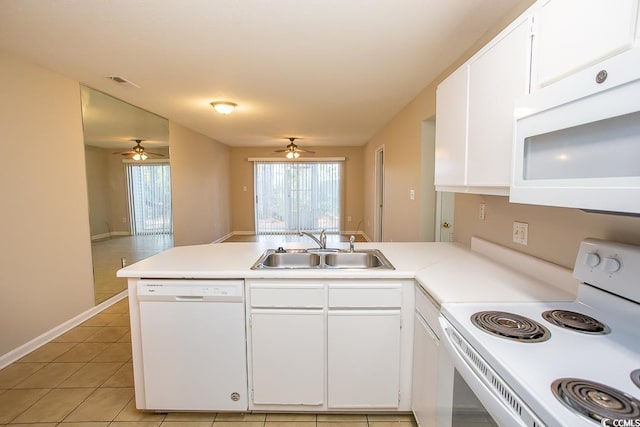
(300, 229, 327, 249)
(349, 235, 355, 252)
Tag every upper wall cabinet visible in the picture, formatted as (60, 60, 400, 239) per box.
(531, 0, 640, 90)
(435, 12, 533, 195)
(434, 65, 469, 189)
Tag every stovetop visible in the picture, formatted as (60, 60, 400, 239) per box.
(442, 288, 640, 426)
(440, 238, 640, 427)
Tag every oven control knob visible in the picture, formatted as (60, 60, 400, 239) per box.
(584, 252, 601, 268)
(602, 257, 621, 273)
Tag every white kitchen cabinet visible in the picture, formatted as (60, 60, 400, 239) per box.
(435, 10, 533, 195)
(411, 286, 440, 427)
(246, 279, 413, 412)
(250, 309, 324, 406)
(466, 16, 532, 189)
(327, 283, 403, 409)
(327, 310, 401, 409)
(531, 0, 639, 90)
(434, 65, 469, 188)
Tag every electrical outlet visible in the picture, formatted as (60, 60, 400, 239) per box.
(513, 221, 528, 245)
(347, 216, 352, 222)
(479, 203, 486, 221)
(409, 189, 415, 200)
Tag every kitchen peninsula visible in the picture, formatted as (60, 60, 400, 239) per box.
(118, 239, 576, 415)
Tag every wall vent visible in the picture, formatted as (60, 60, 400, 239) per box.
(105, 75, 140, 88)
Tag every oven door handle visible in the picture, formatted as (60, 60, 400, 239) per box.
(439, 316, 539, 427)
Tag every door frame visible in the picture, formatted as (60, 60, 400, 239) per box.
(374, 145, 385, 242)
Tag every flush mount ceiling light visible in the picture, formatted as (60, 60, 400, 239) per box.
(210, 101, 237, 115)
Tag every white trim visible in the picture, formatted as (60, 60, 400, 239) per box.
(0, 290, 128, 369)
(90, 231, 131, 241)
(360, 231, 372, 242)
(247, 157, 346, 162)
(212, 232, 234, 243)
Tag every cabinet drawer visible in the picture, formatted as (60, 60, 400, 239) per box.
(415, 284, 441, 338)
(251, 285, 324, 308)
(328, 284, 401, 308)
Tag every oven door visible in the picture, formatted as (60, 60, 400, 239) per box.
(438, 316, 545, 427)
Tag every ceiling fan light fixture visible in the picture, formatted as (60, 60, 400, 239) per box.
(210, 101, 237, 115)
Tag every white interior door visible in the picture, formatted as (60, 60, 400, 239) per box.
(435, 192, 455, 242)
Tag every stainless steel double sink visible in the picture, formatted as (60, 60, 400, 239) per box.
(251, 248, 395, 270)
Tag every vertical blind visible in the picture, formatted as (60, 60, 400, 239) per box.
(125, 162, 173, 235)
(254, 161, 341, 234)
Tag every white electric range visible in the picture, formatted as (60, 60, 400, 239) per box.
(439, 238, 640, 427)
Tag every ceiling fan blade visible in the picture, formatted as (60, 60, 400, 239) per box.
(273, 149, 288, 153)
(114, 150, 136, 156)
(296, 148, 315, 154)
(145, 151, 165, 156)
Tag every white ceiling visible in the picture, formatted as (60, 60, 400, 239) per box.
(0, 0, 522, 148)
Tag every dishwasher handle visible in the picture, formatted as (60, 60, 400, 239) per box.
(175, 295, 205, 302)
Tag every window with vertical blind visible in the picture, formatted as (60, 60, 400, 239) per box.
(125, 161, 173, 235)
(254, 161, 342, 234)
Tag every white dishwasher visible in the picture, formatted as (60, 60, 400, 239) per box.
(137, 279, 248, 411)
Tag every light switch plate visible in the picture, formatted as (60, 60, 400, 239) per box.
(513, 221, 528, 245)
(479, 203, 486, 220)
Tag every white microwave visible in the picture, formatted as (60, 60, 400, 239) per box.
(510, 47, 640, 215)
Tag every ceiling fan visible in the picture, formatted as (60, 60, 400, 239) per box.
(112, 139, 165, 161)
(273, 137, 315, 159)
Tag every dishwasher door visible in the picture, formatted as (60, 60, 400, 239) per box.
(137, 280, 248, 411)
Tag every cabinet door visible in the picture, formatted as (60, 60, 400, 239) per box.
(533, 0, 638, 89)
(250, 310, 324, 406)
(434, 65, 469, 188)
(467, 17, 531, 188)
(411, 312, 439, 427)
(327, 310, 401, 408)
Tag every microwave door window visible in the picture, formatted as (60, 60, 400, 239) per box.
(523, 110, 640, 181)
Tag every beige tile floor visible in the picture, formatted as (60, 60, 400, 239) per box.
(3, 235, 416, 427)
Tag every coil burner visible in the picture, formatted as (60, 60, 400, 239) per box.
(632, 370, 640, 390)
(552, 378, 640, 424)
(542, 310, 610, 335)
(471, 311, 551, 343)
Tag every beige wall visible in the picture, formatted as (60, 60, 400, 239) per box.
(229, 146, 365, 233)
(454, 194, 640, 269)
(85, 146, 111, 237)
(363, 0, 536, 242)
(170, 122, 232, 246)
(364, 85, 437, 242)
(0, 51, 95, 356)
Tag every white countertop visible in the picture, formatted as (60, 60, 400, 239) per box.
(117, 240, 576, 305)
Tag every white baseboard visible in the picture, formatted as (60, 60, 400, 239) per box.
(212, 232, 235, 243)
(231, 230, 256, 236)
(91, 231, 131, 241)
(0, 290, 128, 369)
